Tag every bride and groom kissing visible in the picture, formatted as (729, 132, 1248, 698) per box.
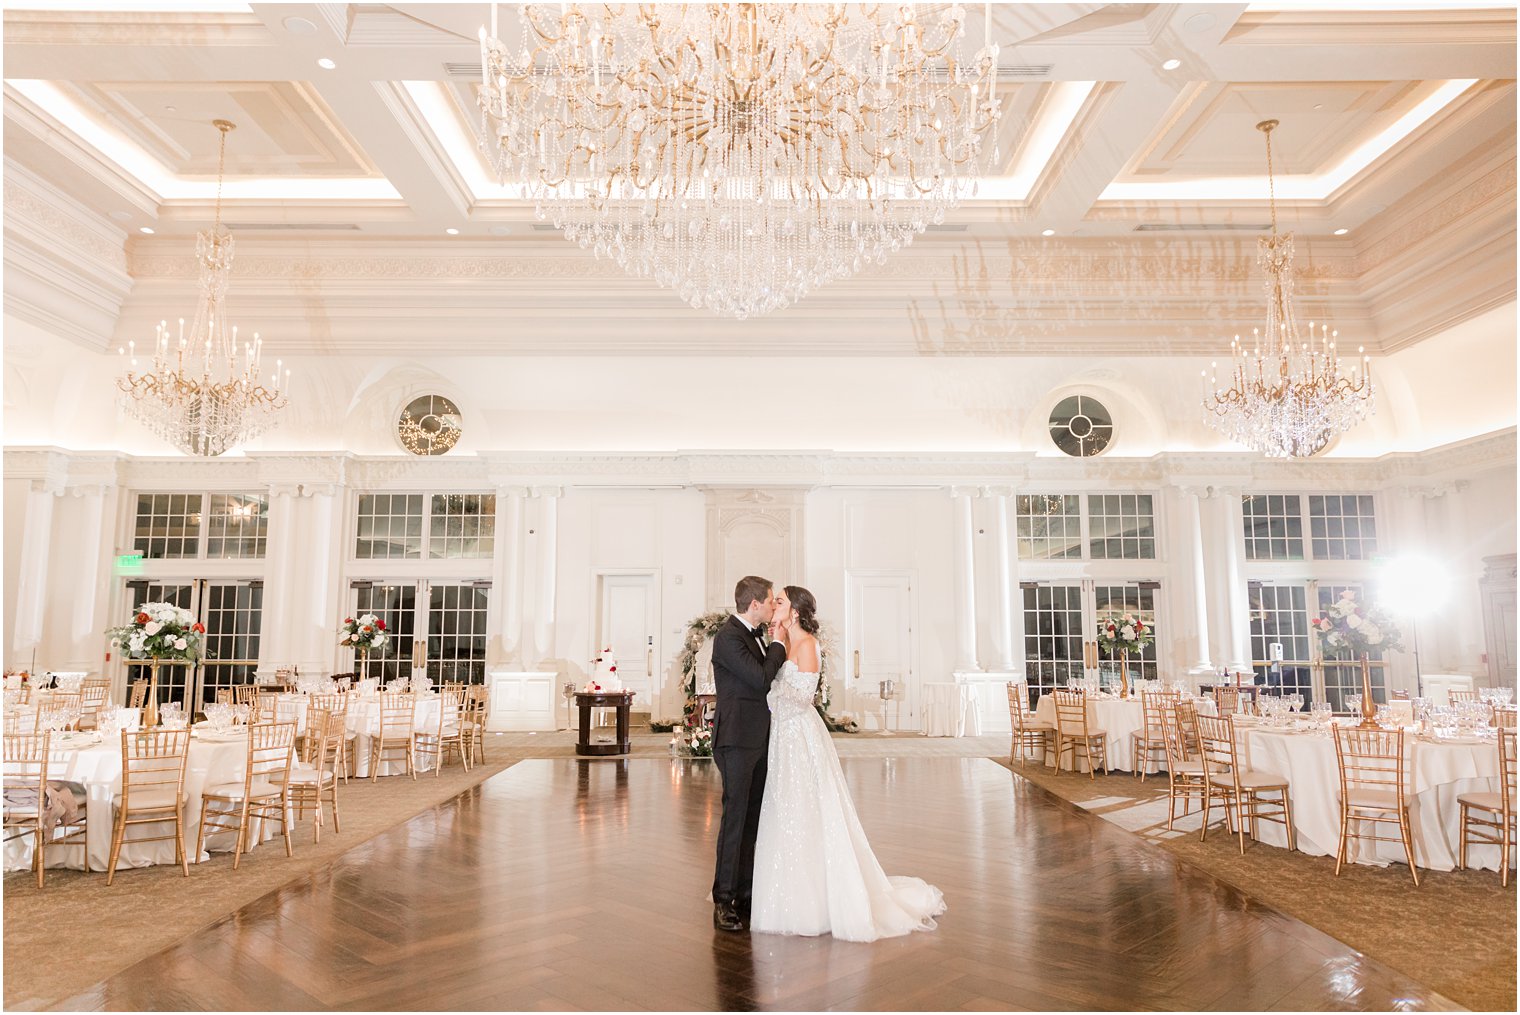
(709, 575, 945, 942)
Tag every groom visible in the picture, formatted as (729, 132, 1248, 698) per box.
(710, 575, 788, 932)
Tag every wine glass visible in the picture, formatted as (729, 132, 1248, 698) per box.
(1346, 694, 1362, 716)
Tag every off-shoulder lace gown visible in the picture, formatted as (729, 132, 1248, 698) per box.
(749, 660, 946, 942)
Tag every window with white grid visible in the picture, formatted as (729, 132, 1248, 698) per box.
(355, 494, 425, 559)
(353, 584, 417, 683)
(206, 493, 268, 559)
(1248, 582, 1315, 702)
(1020, 583, 1085, 701)
(1093, 583, 1160, 683)
(132, 494, 204, 559)
(1016, 495, 1082, 560)
(429, 494, 496, 559)
(1309, 495, 1379, 561)
(1087, 494, 1156, 560)
(1242, 494, 1305, 561)
(427, 584, 491, 683)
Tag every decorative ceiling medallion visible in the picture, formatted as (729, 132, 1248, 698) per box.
(1049, 394, 1113, 458)
(397, 394, 462, 456)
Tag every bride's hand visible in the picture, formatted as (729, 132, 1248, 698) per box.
(769, 617, 790, 644)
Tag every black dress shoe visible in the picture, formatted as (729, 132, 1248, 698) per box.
(713, 901, 744, 932)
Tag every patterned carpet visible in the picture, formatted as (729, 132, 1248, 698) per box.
(5, 730, 1512, 1011)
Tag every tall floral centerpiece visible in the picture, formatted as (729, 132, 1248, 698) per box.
(108, 602, 203, 727)
(340, 614, 388, 680)
(1314, 589, 1403, 728)
(1096, 612, 1154, 699)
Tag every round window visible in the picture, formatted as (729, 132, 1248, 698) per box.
(1048, 395, 1114, 457)
(396, 394, 463, 456)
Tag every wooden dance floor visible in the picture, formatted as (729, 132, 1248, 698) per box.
(64, 758, 1455, 1011)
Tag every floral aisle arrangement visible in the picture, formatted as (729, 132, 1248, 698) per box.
(1314, 589, 1403, 728)
(686, 727, 713, 757)
(1095, 612, 1154, 698)
(107, 602, 203, 726)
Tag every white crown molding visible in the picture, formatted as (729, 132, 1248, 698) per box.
(0, 9, 272, 47)
(2, 160, 132, 350)
(8, 430, 1512, 493)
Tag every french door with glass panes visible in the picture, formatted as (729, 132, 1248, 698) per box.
(1248, 580, 1388, 710)
(348, 580, 490, 684)
(1018, 579, 1162, 706)
(122, 579, 263, 710)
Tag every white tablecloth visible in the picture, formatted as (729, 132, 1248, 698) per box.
(1034, 696, 1147, 772)
(3, 730, 278, 873)
(921, 682, 982, 737)
(343, 695, 441, 777)
(1239, 724, 1510, 872)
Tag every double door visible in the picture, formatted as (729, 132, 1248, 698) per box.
(122, 579, 263, 710)
(349, 580, 490, 684)
(1019, 579, 1161, 704)
(1247, 580, 1387, 709)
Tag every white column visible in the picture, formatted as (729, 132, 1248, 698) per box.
(531, 486, 561, 665)
(258, 484, 300, 676)
(491, 486, 527, 665)
(64, 486, 111, 671)
(951, 487, 981, 673)
(1218, 488, 1253, 672)
(300, 483, 343, 674)
(12, 480, 59, 670)
(990, 487, 1016, 672)
(1184, 487, 1213, 673)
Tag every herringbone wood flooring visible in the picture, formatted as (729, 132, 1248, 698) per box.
(59, 758, 1458, 1011)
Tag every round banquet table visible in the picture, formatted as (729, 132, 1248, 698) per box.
(342, 694, 441, 777)
(1238, 722, 1512, 872)
(921, 682, 983, 737)
(2, 728, 281, 873)
(1034, 695, 1147, 772)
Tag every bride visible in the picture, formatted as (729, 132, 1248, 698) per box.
(749, 585, 946, 942)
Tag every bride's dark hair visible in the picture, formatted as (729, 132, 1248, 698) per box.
(784, 585, 820, 636)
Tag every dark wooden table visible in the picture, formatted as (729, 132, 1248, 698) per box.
(575, 690, 634, 756)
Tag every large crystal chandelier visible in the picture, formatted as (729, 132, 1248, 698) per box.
(1201, 119, 1374, 458)
(478, 3, 1003, 319)
(117, 120, 288, 457)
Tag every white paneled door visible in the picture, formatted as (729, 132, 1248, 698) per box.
(598, 572, 658, 711)
(846, 571, 915, 730)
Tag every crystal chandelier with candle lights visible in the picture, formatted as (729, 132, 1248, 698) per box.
(1197, 116, 1380, 458)
(117, 119, 288, 457)
(478, 3, 1003, 319)
(1201, 119, 1374, 458)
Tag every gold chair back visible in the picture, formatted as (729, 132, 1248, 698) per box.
(1051, 689, 1090, 740)
(127, 679, 149, 709)
(1333, 727, 1408, 806)
(1448, 689, 1480, 705)
(120, 728, 192, 807)
(1213, 686, 1241, 716)
(1194, 714, 1238, 779)
(1005, 683, 1036, 733)
(1493, 706, 1517, 730)
(36, 694, 82, 731)
(79, 679, 111, 728)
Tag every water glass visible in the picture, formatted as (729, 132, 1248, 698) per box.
(1346, 694, 1362, 715)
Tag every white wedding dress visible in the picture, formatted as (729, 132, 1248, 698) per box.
(749, 660, 946, 942)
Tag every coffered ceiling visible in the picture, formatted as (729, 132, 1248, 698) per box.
(1, 2, 1515, 357)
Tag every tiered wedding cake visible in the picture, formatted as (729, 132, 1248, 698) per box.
(585, 648, 622, 692)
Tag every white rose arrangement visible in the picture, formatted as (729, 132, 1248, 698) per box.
(107, 601, 203, 661)
(1314, 589, 1404, 656)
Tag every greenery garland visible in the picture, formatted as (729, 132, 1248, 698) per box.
(675, 610, 858, 733)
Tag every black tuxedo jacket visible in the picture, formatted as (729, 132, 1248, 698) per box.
(711, 614, 787, 750)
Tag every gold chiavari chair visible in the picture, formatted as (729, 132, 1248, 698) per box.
(1458, 726, 1518, 886)
(1174, 697, 1203, 756)
(1213, 686, 1242, 717)
(214, 688, 235, 706)
(415, 690, 471, 776)
(233, 683, 260, 708)
(106, 728, 192, 885)
(3, 731, 89, 887)
(465, 685, 490, 765)
(78, 678, 111, 731)
(1005, 682, 1054, 766)
(1052, 689, 1107, 779)
(1448, 689, 1480, 705)
(1160, 705, 1207, 831)
(37, 693, 83, 732)
(1133, 689, 1180, 780)
(197, 721, 296, 869)
(370, 692, 417, 781)
(127, 679, 149, 710)
(1494, 707, 1518, 730)
(17, 684, 34, 706)
(1195, 715, 1295, 854)
(309, 693, 356, 783)
(1332, 726, 1419, 885)
(276, 707, 342, 844)
(3, 712, 21, 734)
(254, 692, 280, 726)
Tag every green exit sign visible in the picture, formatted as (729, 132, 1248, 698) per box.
(115, 552, 144, 574)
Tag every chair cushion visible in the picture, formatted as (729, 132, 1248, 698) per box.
(203, 779, 283, 800)
(274, 767, 334, 787)
(118, 788, 183, 811)
(1458, 791, 1513, 812)
(1344, 788, 1403, 810)
(1170, 760, 1205, 776)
